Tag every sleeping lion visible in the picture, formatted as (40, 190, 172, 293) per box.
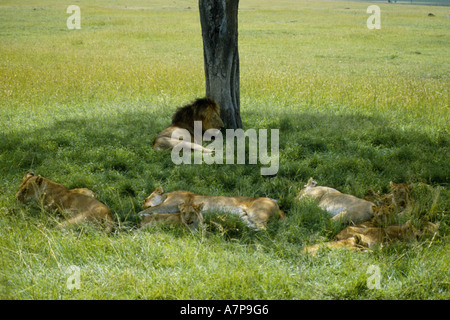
(298, 178, 375, 224)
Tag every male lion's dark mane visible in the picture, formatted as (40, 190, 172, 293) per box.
(171, 97, 219, 129)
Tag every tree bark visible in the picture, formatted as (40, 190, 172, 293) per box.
(199, 0, 242, 129)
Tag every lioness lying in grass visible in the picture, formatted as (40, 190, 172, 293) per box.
(138, 186, 285, 230)
(140, 197, 203, 231)
(16, 172, 114, 232)
(298, 178, 375, 224)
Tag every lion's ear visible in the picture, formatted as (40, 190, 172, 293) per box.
(305, 177, 317, 187)
(178, 202, 185, 211)
(25, 171, 35, 179)
(197, 203, 204, 211)
(155, 186, 164, 194)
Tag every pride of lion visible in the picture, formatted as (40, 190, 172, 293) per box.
(302, 179, 439, 255)
(14, 97, 440, 254)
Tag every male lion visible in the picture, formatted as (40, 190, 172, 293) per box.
(153, 97, 224, 153)
(16, 172, 114, 232)
(297, 178, 375, 224)
(140, 196, 203, 231)
(138, 186, 285, 230)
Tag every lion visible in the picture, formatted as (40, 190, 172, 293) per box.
(304, 220, 420, 255)
(303, 236, 362, 256)
(138, 186, 285, 230)
(140, 196, 204, 231)
(334, 220, 419, 248)
(153, 97, 224, 153)
(70, 188, 97, 198)
(15, 172, 114, 232)
(364, 181, 412, 214)
(297, 178, 375, 224)
(362, 181, 414, 227)
(390, 181, 412, 213)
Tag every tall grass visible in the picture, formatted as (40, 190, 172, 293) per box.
(0, 0, 448, 299)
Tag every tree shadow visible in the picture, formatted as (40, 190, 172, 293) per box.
(1, 107, 448, 228)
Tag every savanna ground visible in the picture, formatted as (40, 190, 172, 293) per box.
(0, 0, 449, 300)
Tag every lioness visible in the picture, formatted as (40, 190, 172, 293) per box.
(297, 178, 375, 224)
(140, 197, 203, 231)
(153, 97, 224, 153)
(138, 186, 285, 230)
(16, 172, 114, 232)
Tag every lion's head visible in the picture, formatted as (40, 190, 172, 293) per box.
(297, 177, 317, 199)
(178, 198, 203, 229)
(15, 172, 44, 203)
(372, 203, 396, 226)
(142, 186, 165, 209)
(390, 181, 412, 211)
(171, 97, 224, 132)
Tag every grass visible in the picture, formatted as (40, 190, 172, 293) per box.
(0, 0, 449, 299)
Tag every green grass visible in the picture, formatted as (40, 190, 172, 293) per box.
(0, 0, 449, 299)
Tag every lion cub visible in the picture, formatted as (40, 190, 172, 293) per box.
(16, 172, 114, 232)
(304, 220, 420, 255)
(365, 181, 412, 216)
(298, 178, 375, 224)
(140, 197, 203, 231)
(334, 220, 419, 248)
(303, 237, 362, 256)
(139, 186, 284, 230)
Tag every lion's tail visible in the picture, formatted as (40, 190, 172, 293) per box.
(278, 209, 286, 219)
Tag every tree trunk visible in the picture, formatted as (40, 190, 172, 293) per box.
(199, 0, 242, 129)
